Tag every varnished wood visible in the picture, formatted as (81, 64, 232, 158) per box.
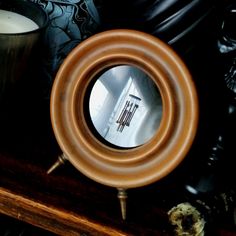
(0, 187, 127, 236)
(50, 29, 199, 189)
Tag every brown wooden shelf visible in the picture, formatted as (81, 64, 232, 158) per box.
(0, 148, 174, 235)
(0, 187, 127, 236)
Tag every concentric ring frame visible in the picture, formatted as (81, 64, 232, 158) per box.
(50, 29, 199, 189)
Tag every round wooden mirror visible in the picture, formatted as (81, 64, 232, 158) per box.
(50, 29, 198, 189)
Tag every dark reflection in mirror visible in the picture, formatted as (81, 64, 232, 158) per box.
(89, 65, 163, 148)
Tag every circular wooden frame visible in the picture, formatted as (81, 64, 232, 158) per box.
(50, 29, 198, 188)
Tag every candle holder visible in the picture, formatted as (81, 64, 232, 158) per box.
(0, 0, 48, 98)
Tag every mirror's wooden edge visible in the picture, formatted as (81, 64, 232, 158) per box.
(50, 29, 198, 189)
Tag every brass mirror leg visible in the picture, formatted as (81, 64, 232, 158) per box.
(47, 153, 68, 174)
(117, 188, 127, 220)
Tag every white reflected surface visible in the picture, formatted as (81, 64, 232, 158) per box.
(0, 10, 39, 34)
(89, 65, 163, 148)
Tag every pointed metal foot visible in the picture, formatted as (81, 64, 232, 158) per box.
(47, 153, 68, 174)
(117, 188, 127, 220)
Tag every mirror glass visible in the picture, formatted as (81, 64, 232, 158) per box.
(89, 65, 163, 148)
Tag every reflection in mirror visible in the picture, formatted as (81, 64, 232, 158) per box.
(89, 65, 163, 148)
